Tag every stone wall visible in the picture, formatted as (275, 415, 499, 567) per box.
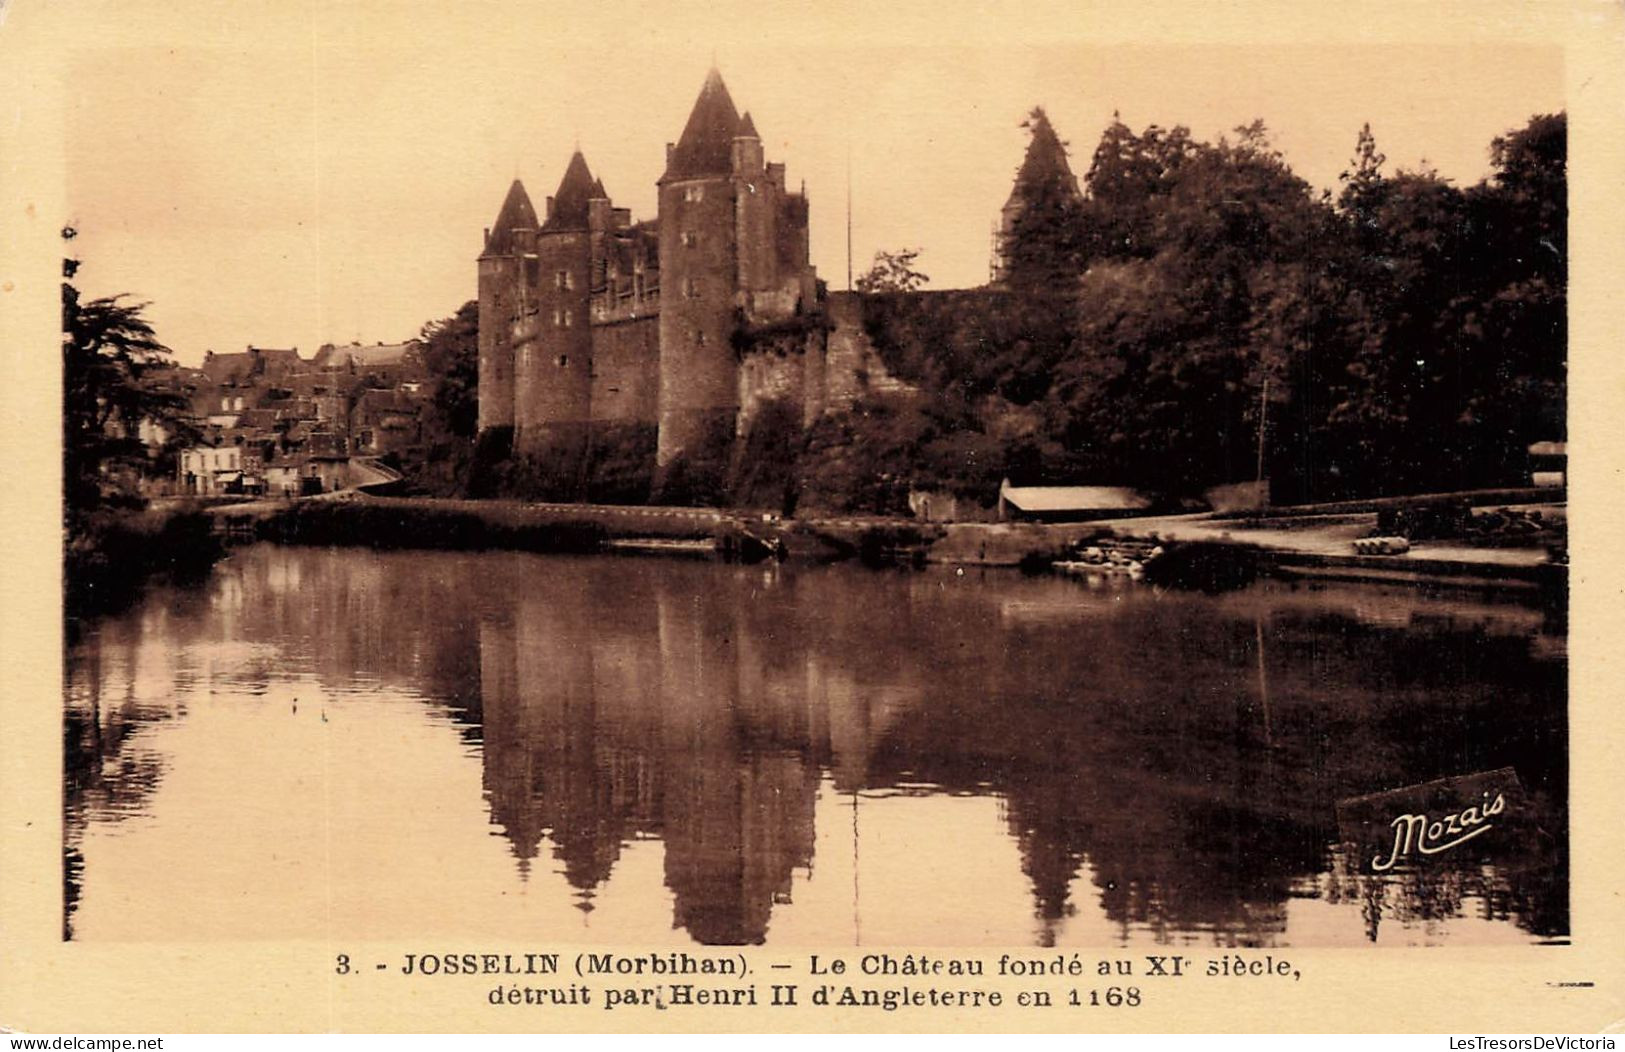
(823, 292, 915, 408)
(737, 334, 808, 439)
(590, 315, 660, 424)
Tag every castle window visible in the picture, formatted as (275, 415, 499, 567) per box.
(681, 231, 697, 248)
(695, 331, 707, 346)
(684, 185, 704, 203)
(552, 309, 562, 326)
(563, 309, 573, 327)
(555, 270, 574, 290)
(684, 277, 700, 299)
(556, 355, 568, 367)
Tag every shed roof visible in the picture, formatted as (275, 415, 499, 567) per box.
(999, 484, 1151, 513)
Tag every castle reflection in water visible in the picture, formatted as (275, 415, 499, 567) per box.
(64, 546, 1567, 945)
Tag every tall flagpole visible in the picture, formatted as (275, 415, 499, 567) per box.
(846, 143, 853, 291)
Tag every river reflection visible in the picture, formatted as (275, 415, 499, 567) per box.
(63, 545, 1566, 946)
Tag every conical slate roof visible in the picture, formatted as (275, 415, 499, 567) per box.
(662, 67, 742, 182)
(542, 151, 597, 232)
(737, 111, 758, 138)
(1008, 107, 1081, 205)
(482, 179, 539, 257)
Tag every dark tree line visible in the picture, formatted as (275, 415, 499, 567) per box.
(879, 111, 1566, 504)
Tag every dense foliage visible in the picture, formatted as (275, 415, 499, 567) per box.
(855, 248, 930, 294)
(62, 239, 221, 620)
(400, 299, 480, 496)
(832, 111, 1567, 506)
(62, 246, 194, 525)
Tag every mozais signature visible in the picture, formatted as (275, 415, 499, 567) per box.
(1335, 767, 1528, 874)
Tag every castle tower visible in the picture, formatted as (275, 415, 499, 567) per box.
(513, 152, 598, 473)
(654, 68, 750, 500)
(655, 69, 816, 502)
(477, 180, 540, 436)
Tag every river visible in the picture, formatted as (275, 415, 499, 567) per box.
(63, 543, 1567, 947)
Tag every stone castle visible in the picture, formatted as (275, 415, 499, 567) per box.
(476, 68, 1079, 504)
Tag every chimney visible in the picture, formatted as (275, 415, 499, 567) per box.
(732, 136, 763, 175)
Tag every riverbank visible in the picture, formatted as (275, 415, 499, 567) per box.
(208, 491, 1565, 598)
(65, 506, 226, 629)
(1084, 504, 1564, 595)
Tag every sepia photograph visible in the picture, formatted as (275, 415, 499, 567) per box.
(4, 0, 1621, 1037)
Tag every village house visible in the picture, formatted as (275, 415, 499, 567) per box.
(178, 444, 243, 496)
(169, 339, 430, 497)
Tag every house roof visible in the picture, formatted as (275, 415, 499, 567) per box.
(317, 341, 421, 369)
(482, 179, 540, 257)
(234, 408, 281, 431)
(251, 347, 305, 376)
(999, 484, 1151, 513)
(200, 350, 257, 385)
(542, 151, 597, 232)
(354, 388, 417, 413)
(662, 67, 742, 182)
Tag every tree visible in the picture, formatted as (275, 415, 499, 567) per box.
(401, 300, 480, 495)
(855, 248, 929, 293)
(420, 299, 479, 441)
(1002, 108, 1087, 292)
(1320, 113, 1566, 495)
(1079, 117, 1196, 263)
(1049, 122, 1337, 494)
(62, 233, 192, 521)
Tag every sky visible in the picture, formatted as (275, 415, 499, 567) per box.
(48, 2, 1566, 367)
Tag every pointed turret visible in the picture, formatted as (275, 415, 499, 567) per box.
(543, 151, 598, 232)
(736, 110, 758, 139)
(482, 179, 539, 257)
(1008, 107, 1081, 204)
(994, 107, 1084, 286)
(662, 67, 743, 182)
